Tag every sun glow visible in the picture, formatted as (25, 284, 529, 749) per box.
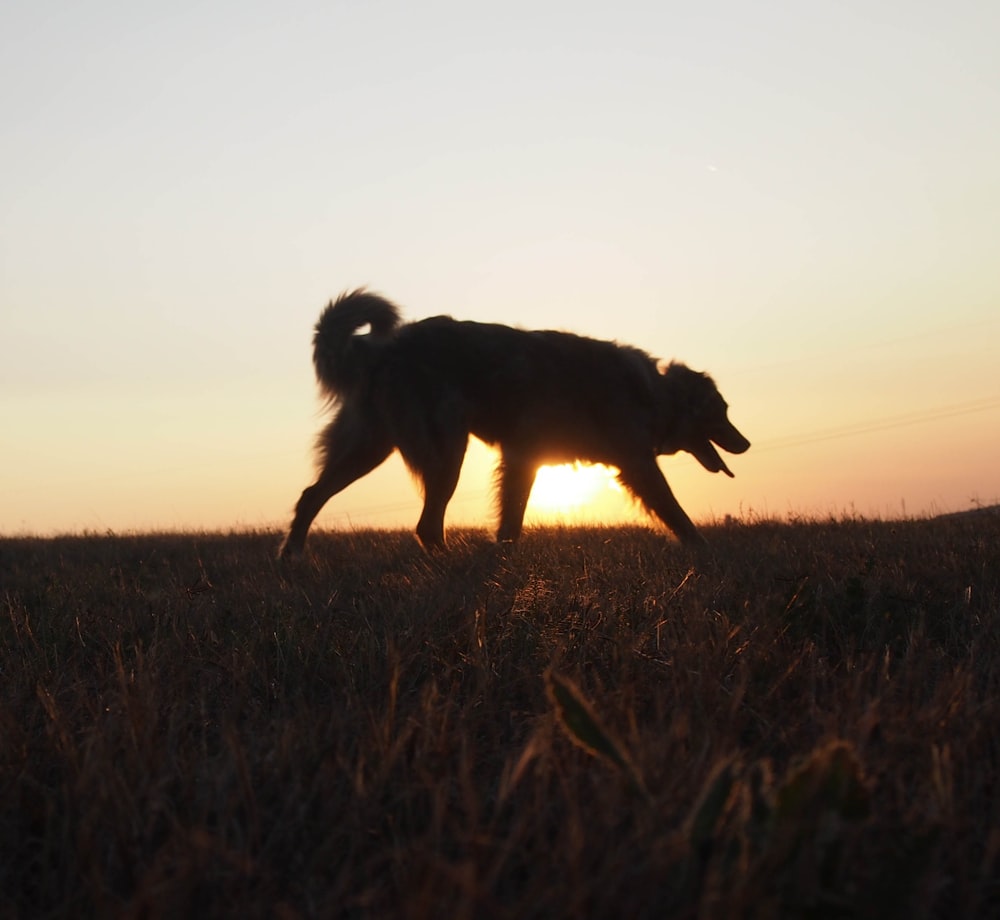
(528, 463, 622, 514)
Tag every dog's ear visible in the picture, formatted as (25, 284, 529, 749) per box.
(659, 362, 706, 411)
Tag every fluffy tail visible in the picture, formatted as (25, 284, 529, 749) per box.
(312, 289, 401, 400)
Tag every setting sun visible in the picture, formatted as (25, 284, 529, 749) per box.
(528, 463, 622, 515)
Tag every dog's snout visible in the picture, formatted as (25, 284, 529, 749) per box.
(716, 422, 751, 455)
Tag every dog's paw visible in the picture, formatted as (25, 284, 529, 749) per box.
(277, 538, 305, 562)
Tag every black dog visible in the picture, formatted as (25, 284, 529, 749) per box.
(280, 290, 749, 556)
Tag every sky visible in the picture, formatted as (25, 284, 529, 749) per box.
(2, 0, 999, 536)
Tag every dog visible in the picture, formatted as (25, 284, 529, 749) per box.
(280, 289, 750, 557)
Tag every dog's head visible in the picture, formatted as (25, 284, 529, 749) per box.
(656, 363, 750, 476)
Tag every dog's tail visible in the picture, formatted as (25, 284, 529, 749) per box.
(312, 289, 401, 400)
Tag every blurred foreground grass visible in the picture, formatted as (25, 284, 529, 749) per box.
(2, 514, 999, 917)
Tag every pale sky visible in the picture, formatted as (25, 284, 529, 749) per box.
(3, 0, 999, 536)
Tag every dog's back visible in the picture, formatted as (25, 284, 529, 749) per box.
(392, 317, 656, 401)
(378, 316, 662, 463)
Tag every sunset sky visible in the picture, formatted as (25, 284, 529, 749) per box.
(3, 0, 999, 536)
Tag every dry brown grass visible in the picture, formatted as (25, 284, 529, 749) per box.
(2, 513, 999, 917)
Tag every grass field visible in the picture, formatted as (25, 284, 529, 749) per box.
(2, 514, 999, 918)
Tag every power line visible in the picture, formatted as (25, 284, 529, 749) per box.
(752, 397, 1000, 453)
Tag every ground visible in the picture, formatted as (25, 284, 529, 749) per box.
(2, 514, 999, 917)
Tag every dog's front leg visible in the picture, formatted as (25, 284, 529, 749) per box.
(617, 457, 707, 546)
(496, 454, 536, 542)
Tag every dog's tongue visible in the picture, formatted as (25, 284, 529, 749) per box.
(692, 441, 735, 477)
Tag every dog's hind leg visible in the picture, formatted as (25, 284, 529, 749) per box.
(406, 436, 468, 550)
(617, 456, 707, 546)
(280, 411, 393, 559)
(495, 453, 536, 542)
